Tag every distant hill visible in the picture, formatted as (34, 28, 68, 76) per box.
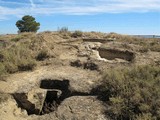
(131, 35, 160, 38)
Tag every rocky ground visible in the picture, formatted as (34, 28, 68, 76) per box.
(0, 32, 159, 120)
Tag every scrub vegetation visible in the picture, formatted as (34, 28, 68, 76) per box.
(96, 65, 160, 120)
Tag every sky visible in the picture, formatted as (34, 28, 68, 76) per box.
(0, 0, 160, 35)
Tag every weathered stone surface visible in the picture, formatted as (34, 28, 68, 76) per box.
(56, 96, 107, 120)
(0, 93, 28, 120)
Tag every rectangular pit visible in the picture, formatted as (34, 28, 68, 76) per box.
(98, 48, 135, 61)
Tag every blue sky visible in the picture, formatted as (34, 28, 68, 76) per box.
(0, 0, 160, 35)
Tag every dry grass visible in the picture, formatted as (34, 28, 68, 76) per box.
(104, 32, 160, 52)
(96, 65, 160, 120)
(0, 32, 57, 80)
(0, 42, 36, 74)
(71, 30, 83, 38)
(0, 33, 38, 79)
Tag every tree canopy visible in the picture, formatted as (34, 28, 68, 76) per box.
(16, 15, 40, 33)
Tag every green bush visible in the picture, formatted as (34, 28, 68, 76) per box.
(16, 15, 40, 33)
(96, 65, 160, 120)
(71, 30, 83, 38)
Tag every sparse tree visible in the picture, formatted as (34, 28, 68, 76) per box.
(16, 15, 40, 33)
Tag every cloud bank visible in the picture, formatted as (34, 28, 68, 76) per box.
(0, 0, 160, 20)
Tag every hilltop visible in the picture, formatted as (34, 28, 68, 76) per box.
(0, 31, 160, 120)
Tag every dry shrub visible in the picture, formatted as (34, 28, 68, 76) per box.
(70, 60, 98, 71)
(58, 27, 71, 39)
(71, 30, 83, 38)
(0, 63, 6, 79)
(0, 41, 36, 75)
(95, 65, 160, 120)
(18, 59, 36, 71)
(36, 49, 49, 61)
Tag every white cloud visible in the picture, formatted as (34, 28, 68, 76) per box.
(0, 0, 160, 20)
(29, 0, 36, 7)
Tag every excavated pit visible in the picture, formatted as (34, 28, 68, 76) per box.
(39, 79, 71, 115)
(40, 79, 71, 101)
(12, 93, 40, 115)
(13, 79, 95, 116)
(98, 48, 135, 61)
(40, 90, 60, 115)
(40, 79, 70, 90)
